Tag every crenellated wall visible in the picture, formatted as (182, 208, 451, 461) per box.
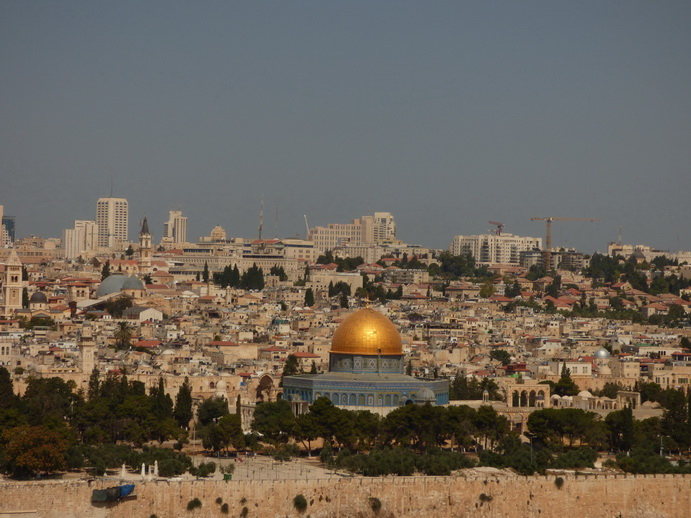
(1, 473, 689, 518)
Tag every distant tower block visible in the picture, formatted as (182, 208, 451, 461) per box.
(96, 197, 129, 249)
(2, 249, 23, 317)
(139, 217, 152, 274)
(80, 323, 96, 374)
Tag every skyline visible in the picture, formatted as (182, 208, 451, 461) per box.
(2, 2, 690, 252)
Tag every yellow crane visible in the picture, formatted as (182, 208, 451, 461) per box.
(531, 217, 599, 270)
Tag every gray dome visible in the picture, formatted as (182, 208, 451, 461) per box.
(122, 275, 145, 290)
(29, 291, 48, 303)
(96, 274, 127, 297)
(414, 387, 436, 403)
(594, 347, 611, 359)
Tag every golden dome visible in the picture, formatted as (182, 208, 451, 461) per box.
(330, 308, 403, 356)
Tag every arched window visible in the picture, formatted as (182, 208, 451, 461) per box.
(358, 394, 365, 405)
(367, 394, 374, 406)
(529, 390, 536, 407)
(349, 394, 356, 405)
(377, 395, 383, 406)
(520, 390, 528, 407)
(512, 391, 519, 407)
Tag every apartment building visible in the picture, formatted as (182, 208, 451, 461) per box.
(162, 210, 188, 246)
(63, 220, 98, 260)
(308, 212, 397, 252)
(450, 233, 542, 266)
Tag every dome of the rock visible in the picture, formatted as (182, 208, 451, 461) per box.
(330, 308, 403, 356)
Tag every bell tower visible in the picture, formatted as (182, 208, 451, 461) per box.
(139, 217, 152, 275)
(2, 249, 23, 317)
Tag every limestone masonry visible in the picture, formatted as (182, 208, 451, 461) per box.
(1, 473, 689, 518)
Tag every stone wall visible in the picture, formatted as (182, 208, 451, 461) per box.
(1, 473, 689, 518)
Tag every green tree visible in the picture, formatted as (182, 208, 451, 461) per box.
(282, 354, 301, 377)
(339, 292, 349, 308)
(251, 400, 296, 444)
(269, 265, 288, 281)
(202, 262, 210, 283)
(479, 280, 494, 299)
(197, 397, 229, 427)
(218, 413, 245, 451)
(125, 245, 134, 257)
(553, 364, 579, 396)
(304, 288, 315, 307)
(489, 349, 511, 366)
(101, 260, 111, 280)
(173, 377, 193, 429)
(0, 367, 19, 410)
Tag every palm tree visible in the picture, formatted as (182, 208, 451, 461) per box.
(114, 322, 132, 350)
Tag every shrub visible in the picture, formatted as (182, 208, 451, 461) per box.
(187, 498, 202, 511)
(240, 506, 248, 517)
(369, 497, 382, 514)
(216, 497, 223, 504)
(555, 476, 565, 489)
(293, 494, 308, 513)
(240, 497, 247, 505)
(479, 493, 492, 503)
(221, 503, 230, 514)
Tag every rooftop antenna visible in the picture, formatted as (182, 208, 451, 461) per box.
(618, 226, 623, 245)
(110, 175, 114, 197)
(258, 197, 264, 240)
(274, 208, 278, 238)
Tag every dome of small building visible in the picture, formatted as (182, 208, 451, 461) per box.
(95, 274, 128, 298)
(594, 347, 611, 359)
(29, 291, 48, 304)
(598, 364, 612, 376)
(577, 390, 593, 398)
(414, 387, 436, 403)
(122, 275, 145, 290)
(330, 308, 403, 356)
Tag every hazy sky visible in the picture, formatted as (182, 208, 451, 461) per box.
(2, 1, 690, 253)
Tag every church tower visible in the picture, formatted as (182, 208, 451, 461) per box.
(79, 322, 96, 374)
(139, 217, 152, 275)
(1, 249, 23, 317)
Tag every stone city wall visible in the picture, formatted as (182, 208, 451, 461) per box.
(1, 473, 690, 518)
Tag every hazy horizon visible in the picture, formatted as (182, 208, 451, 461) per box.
(2, 2, 690, 253)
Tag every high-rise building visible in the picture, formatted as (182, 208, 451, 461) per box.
(162, 210, 187, 246)
(1, 215, 15, 246)
(96, 197, 128, 249)
(450, 233, 542, 266)
(63, 220, 98, 260)
(0, 205, 9, 247)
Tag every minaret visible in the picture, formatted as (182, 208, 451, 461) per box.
(139, 217, 152, 275)
(2, 249, 23, 317)
(79, 322, 96, 374)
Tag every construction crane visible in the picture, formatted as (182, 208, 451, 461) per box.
(488, 221, 505, 236)
(531, 217, 599, 271)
